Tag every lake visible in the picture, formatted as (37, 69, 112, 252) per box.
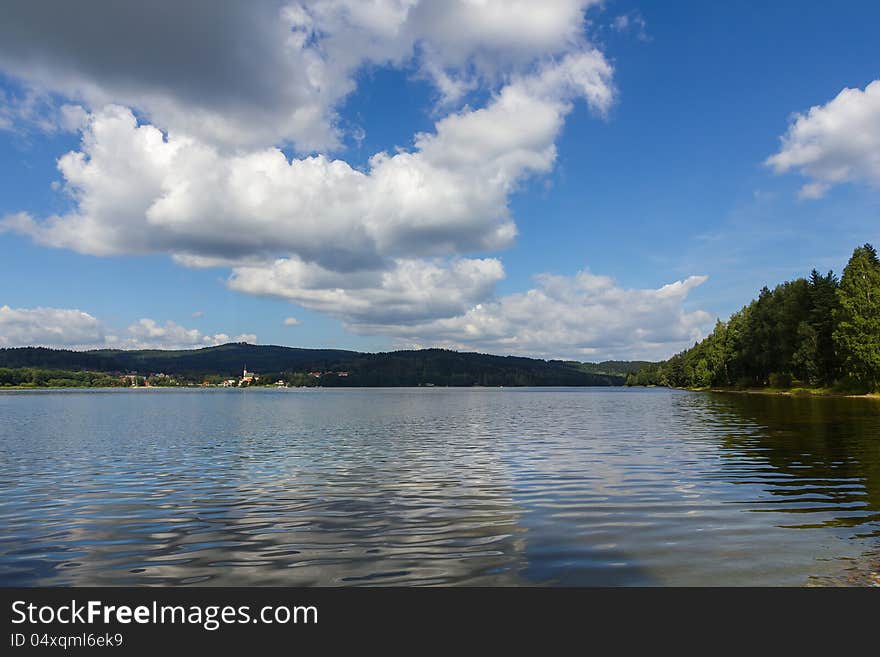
(0, 387, 878, 586)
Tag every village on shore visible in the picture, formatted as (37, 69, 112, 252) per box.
(123, 365, 351, 388)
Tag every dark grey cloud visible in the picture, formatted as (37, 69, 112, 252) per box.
(0, 1, 281, 106)
(0, 1, 601, 150)
(0, 1, 342, 149)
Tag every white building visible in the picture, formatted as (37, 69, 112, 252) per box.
(240, 365, 258, 385)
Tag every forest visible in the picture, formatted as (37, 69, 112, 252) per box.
(628, 244, 880, 393)
(0, 344, 632, 388)
(0, 368, 127, 388)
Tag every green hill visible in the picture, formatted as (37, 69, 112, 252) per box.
(0, 343, 634, 387)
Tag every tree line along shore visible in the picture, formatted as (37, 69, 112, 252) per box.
(627, 244, 880, 395)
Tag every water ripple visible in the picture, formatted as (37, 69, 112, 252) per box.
(0, 387, 878, 586)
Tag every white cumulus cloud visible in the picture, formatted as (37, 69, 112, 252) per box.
(766, 80, 880, 198)
(0, 305, 105, 348)
(0, 0, 601, 150)
(0, 2, 714, 362)
(0, 2, 621, 354)
(230, 256, 505, 325)
(231, 264, 712, 360)
(0, 306, 255, 350)
(2, 51, 612, 279)
(117, 319, 256, 350)
(378, 272, 713, 361)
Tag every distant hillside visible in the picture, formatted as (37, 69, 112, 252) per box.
(0, 343, 356, 375)
(569, 360, 655, 377)
(0, 343, 634, 387)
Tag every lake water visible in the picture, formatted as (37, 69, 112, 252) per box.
(1, 387, 878, 586)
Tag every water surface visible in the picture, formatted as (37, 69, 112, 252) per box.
(1, 387, 878, 586)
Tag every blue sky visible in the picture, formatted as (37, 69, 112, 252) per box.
(1, 1, 878, 360)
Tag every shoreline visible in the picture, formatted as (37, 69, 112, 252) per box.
(694, 387, 880, 399)
(1, 384, 613, 391)
(626, 384, 880, 399)
(3, 384, 879, 399)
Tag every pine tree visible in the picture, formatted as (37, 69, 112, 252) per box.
(834, 244, 880, 391)
(807, 269, 839, 385)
